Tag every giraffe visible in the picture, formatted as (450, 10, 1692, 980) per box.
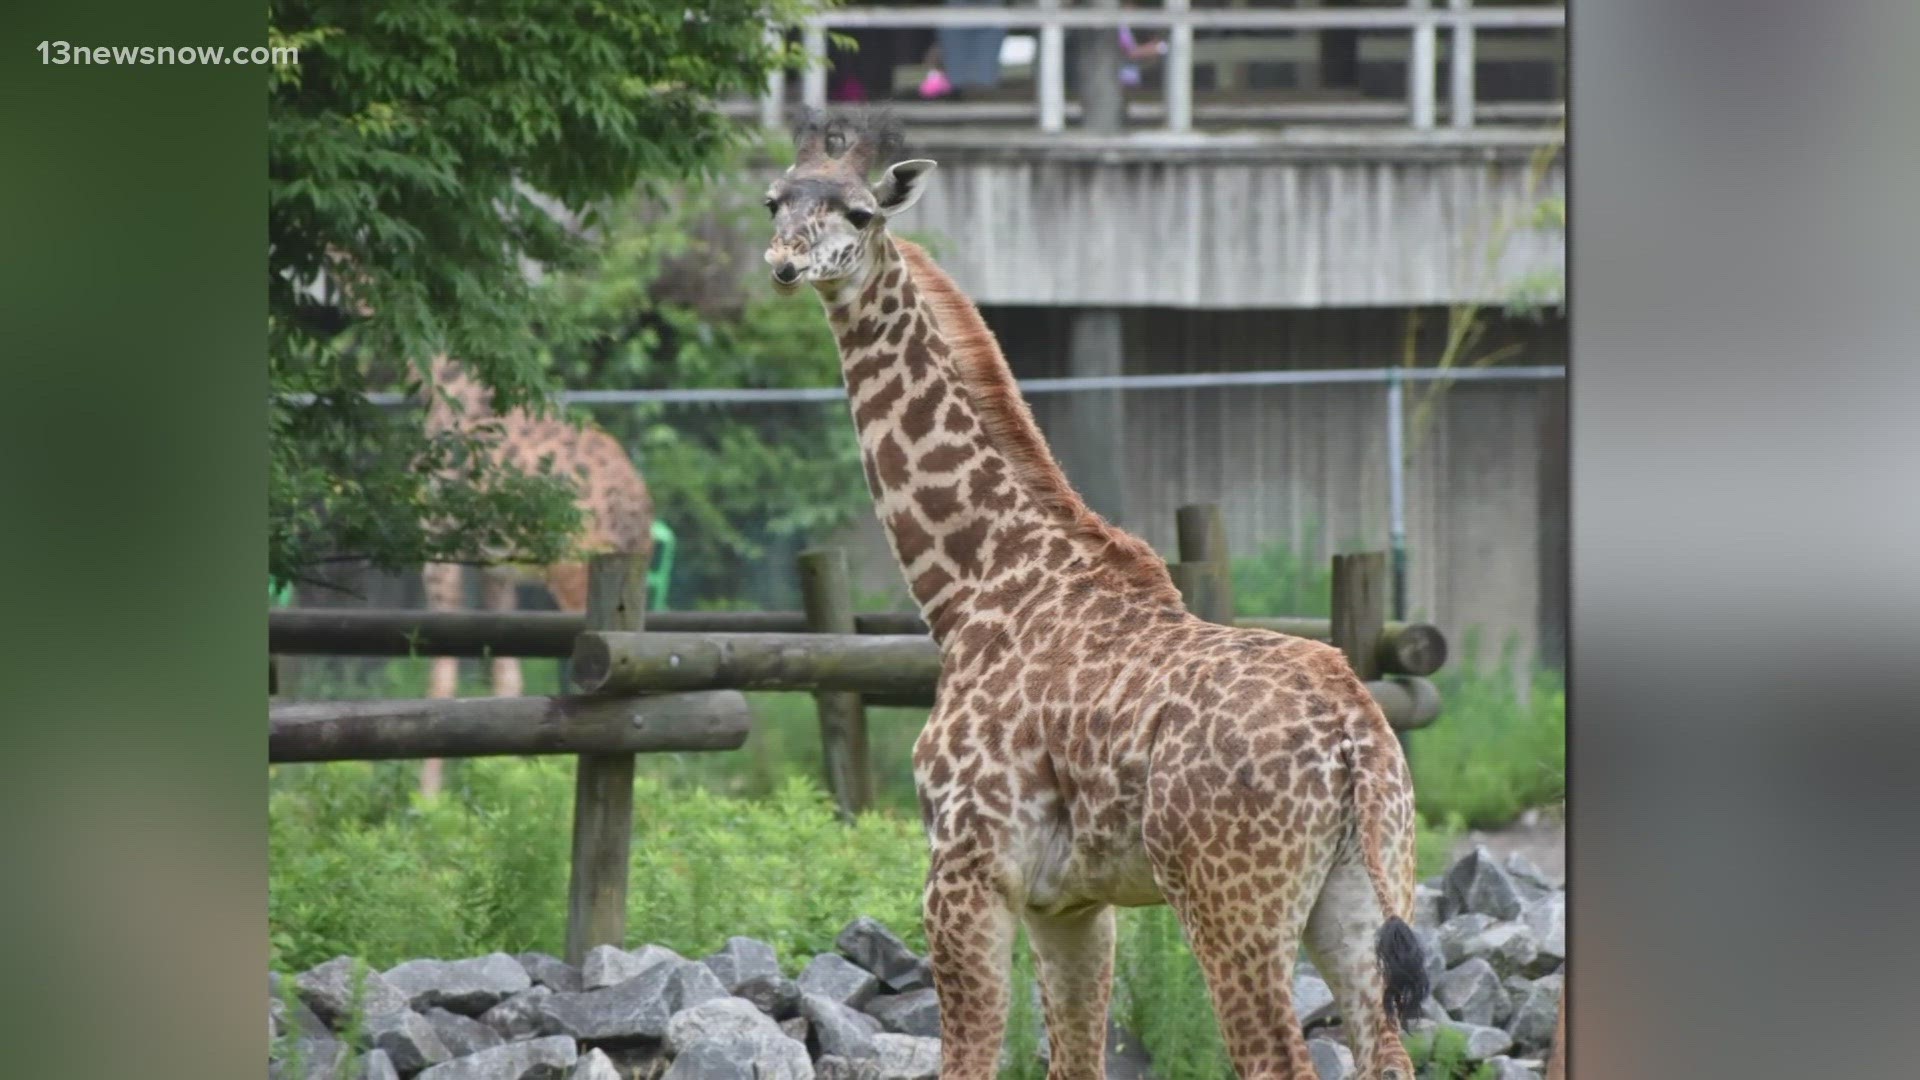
(416, 355, 654, 796)
(761, 108, 1427, 1080)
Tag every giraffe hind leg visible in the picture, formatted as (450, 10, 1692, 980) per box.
(1304, 853, 1419, 1080)
(1023, 904, 1115, 1080)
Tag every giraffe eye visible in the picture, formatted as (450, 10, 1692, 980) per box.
(846, 208, 874, 230)
(764, 197, 779, 217)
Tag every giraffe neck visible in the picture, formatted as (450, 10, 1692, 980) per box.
(822, 237, 1181, 647)
(422, 356, 494, 434)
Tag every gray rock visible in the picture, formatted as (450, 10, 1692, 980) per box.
(415, 1035, 579, 1080)
(1442, 847, 1524, 921)
(295, 957, 411, 1027)
(1479, 922, 1541, 979)
(1412, 883, 1445, 930)
(663, 1031, 814, 1080)
(735, 972, 803, 1019)
(1436, 913, 1497, 967)
(816, 1035, 940, 1080)
(701, 937, 782, 992)
(269, 1036, 349, 1080)
(864, 988, 940, 1038)
(1294, 971, 1338, 1029)
(1522, 894, 1566, 971)
(569, 1048, 621, 1080)
(482, 985, 555, 1042)
(1308, 1036, 1354, 1080)
(580, 943, 678, 992)
(270, 973, 332, 1040)
(780, 1016, 811, 1043)
(668, 958, 730, 1013)
(1420, 997, 1452, 1024)
(798, 953, 880, 1010)
(516, 953, 583, 994)
(802, 992, 882, 1059)
(425, 1006, 506, 1057)
(364, 1008, 454, 1074)
(1414, 926, 1448, 991)
(836, 917, 929, 992)
(386, 954, 532, 1015)
(665, 996, 782, 1057)
(362, 1050, 400, 1080)
(535, 960, 679, 1042)
(870, 1034, 942, 1079)
(1446, 1020, 1515, 1062)
(1434, 958, 1508, 1027)
(1506, 973, 1562, 1048)
(1483, 1055, 1545, 1079)
(1504, 852, 1559, 892)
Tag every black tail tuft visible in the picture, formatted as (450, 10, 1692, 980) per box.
(1375, 916, 1429, 1026)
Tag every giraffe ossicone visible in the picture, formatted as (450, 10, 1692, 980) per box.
(765, 107, 1427, 1080)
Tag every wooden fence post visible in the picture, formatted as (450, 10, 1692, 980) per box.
(1171, 504, 1236, 624)
(565, 552, 647, 964)
(799, 549, 872, 816)
(1332, 551, 1413, 755)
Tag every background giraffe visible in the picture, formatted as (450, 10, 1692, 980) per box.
(417, 355, 654, 797)
(763, 110, 1426, 1080)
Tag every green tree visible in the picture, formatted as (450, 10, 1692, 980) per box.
(267, 0, 817, 586)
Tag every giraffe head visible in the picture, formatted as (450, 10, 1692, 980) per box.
(763, 107, 937, 298)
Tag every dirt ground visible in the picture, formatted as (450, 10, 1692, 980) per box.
(1447, 806, 1567, 884)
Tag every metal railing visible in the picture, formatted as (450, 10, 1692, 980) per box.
(756, 1, 1565, 134)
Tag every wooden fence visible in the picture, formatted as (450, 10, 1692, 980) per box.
(269, 503, 1446, 959)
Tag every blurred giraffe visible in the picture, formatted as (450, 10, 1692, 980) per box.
(417, 355, 654, 797)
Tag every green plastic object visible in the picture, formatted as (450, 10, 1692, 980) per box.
(648, 519, 676, 611)
(269, 579, 293, 608)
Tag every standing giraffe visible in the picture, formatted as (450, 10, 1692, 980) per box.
(762, 109, 1426, 1080)
(417, 355, 654, 796)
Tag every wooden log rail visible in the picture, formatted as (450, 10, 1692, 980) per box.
(268, 690, 751, 763)
(269, 608, 1445, 676)
(566, 630, 1441, 731)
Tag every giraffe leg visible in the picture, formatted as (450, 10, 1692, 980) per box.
(480, 568, 523, 698)
(1304, 854, 1418, 1080)
(419, 562, 466, 798)
(1023, 904, 1115, 1080)
(924, 856, 1018, 1080)
(545, 561, 590, 614)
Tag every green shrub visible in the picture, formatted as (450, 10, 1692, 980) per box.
(1409, 634, 1565, 829)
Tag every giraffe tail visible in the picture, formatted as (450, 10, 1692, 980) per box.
(1341, 705, 1429, 1026)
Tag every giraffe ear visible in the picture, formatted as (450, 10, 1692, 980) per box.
(872, 159, 938, 217)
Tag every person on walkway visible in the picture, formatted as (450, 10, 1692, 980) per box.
(920, 0, 1008, 99)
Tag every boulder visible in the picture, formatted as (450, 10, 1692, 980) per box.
(294, 957, 410, 1026)
(1436, 914, 1497, 967)
(1412, 883, 1445, 930)
(515, 953, 584, 995)
(1506, 973, 1562, 1049)
(802, 992, 883, 1059)
(663, 1031, 814, 1080)
(1434, 958, 1508, 1027)
(270, 973, 331, 1040)
(835, 918, 929, 992)
(1482, 1055, 1546, 1079)
(535, 960, 680, 1043)
(665, 997, 783, 1057)
(1442, 847, 1525, 922)
(385, 954, 532, 1015)
(798, 953, 880, 1010)
(702, 937, 783, 992)
(414, 1035, 579, 1080)
(864, 988, 940, 1038)
(581, 943, 679, 992)
(1443, 1020, 1514, 1062)
(424, 1006, 506, 1057)
(667, 958, 730, 1014)
(361, 1049, 400, 1080)
(1521, 894, 1566, 972)
(816, 1035, 941, 1080)
(1294, 971, 1337, 1029)
(569, 1048, 621, 1080)
(363, 1008, 454, 1074)
(1307, 1036, 1354, 1080)
(780, 1017, 811, 1044)
(735, 972, 803, 1019)
(481, 985, 555, 1042)
(1414, 926, 1448, 991)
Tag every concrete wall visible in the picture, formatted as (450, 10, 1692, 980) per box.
(899, 129, 1564, 310)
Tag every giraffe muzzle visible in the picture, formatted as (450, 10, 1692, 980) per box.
(772, 261, 802, 285)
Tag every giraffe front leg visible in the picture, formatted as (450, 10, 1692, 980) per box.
(419, 562, 465, 798)
(924, 855, 1018, 1080)
(480, 568, 523, 698)
(1024, 904, 1116, 1080)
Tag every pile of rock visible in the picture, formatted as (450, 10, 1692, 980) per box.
(271, 917, 944, 1080)
(270, 848, 1564, 1080)
(1305, 843, 1566, 1080)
